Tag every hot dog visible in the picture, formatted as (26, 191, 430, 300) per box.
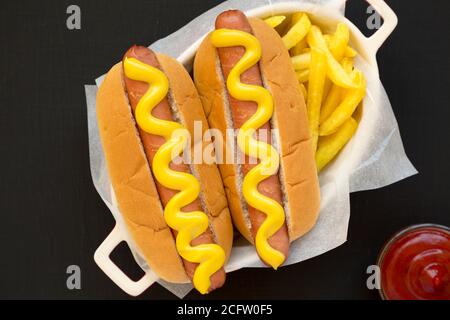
(96, 45, 233, 294)
(194, 10, 320, 267)
(215, 11, 290, 263)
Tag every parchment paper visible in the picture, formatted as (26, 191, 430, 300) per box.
(85, 0, 417, 298)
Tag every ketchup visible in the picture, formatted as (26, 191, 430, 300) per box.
(379, 224, 450, 300)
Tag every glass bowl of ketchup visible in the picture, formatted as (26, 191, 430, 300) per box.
(378, 224, 450, 300)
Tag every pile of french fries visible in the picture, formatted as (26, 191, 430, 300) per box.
(265, 13, 366, 172)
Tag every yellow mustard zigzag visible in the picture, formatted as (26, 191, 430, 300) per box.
(124, 57, 225, 294)
(211, 29, 286, 269)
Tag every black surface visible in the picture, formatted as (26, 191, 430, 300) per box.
(0, 0, 449, 300)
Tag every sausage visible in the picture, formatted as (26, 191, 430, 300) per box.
(123, 45, 225, 291)
(215, 11, 290, 263)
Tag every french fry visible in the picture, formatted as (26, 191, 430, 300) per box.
(320, 84, 342, 123)
(316, 117, 358, 171)
(296, 69, 310, 83)
(322, 79, 332, 102)
(290, 38, 308, 56)
(264, 15, 286, 28)
(341, 57, 354, 73)
(319, 71, 366, 136)
(289, 13, 309, 55)
(320, 34, 333, 100)
(325, 55, 357, 89)
(291, 52, 311, 70)
(345, 46, 357, 58)
(290, 12, 303, 24)
(282, 13, 311, 50)
(307, 26, 357, 89)
(327, 37, 357, 58)
(328, 23, 350, 61)
(325, 25, 356, 59)
(299, 83, 308, 99)
(307, 47, 327, 152)
(301, 47, 311, 53)
(320, 57, 353, 123)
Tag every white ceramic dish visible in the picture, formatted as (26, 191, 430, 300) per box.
(94, 0, 398, 296)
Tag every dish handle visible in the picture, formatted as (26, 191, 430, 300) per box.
(365, 0, 398, 52)
(94, 224, 156, 296)
(339, 0, 398, 53)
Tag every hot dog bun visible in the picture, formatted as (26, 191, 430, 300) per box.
(194, 17, 320, 243)
(96, 54, 233, 284)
